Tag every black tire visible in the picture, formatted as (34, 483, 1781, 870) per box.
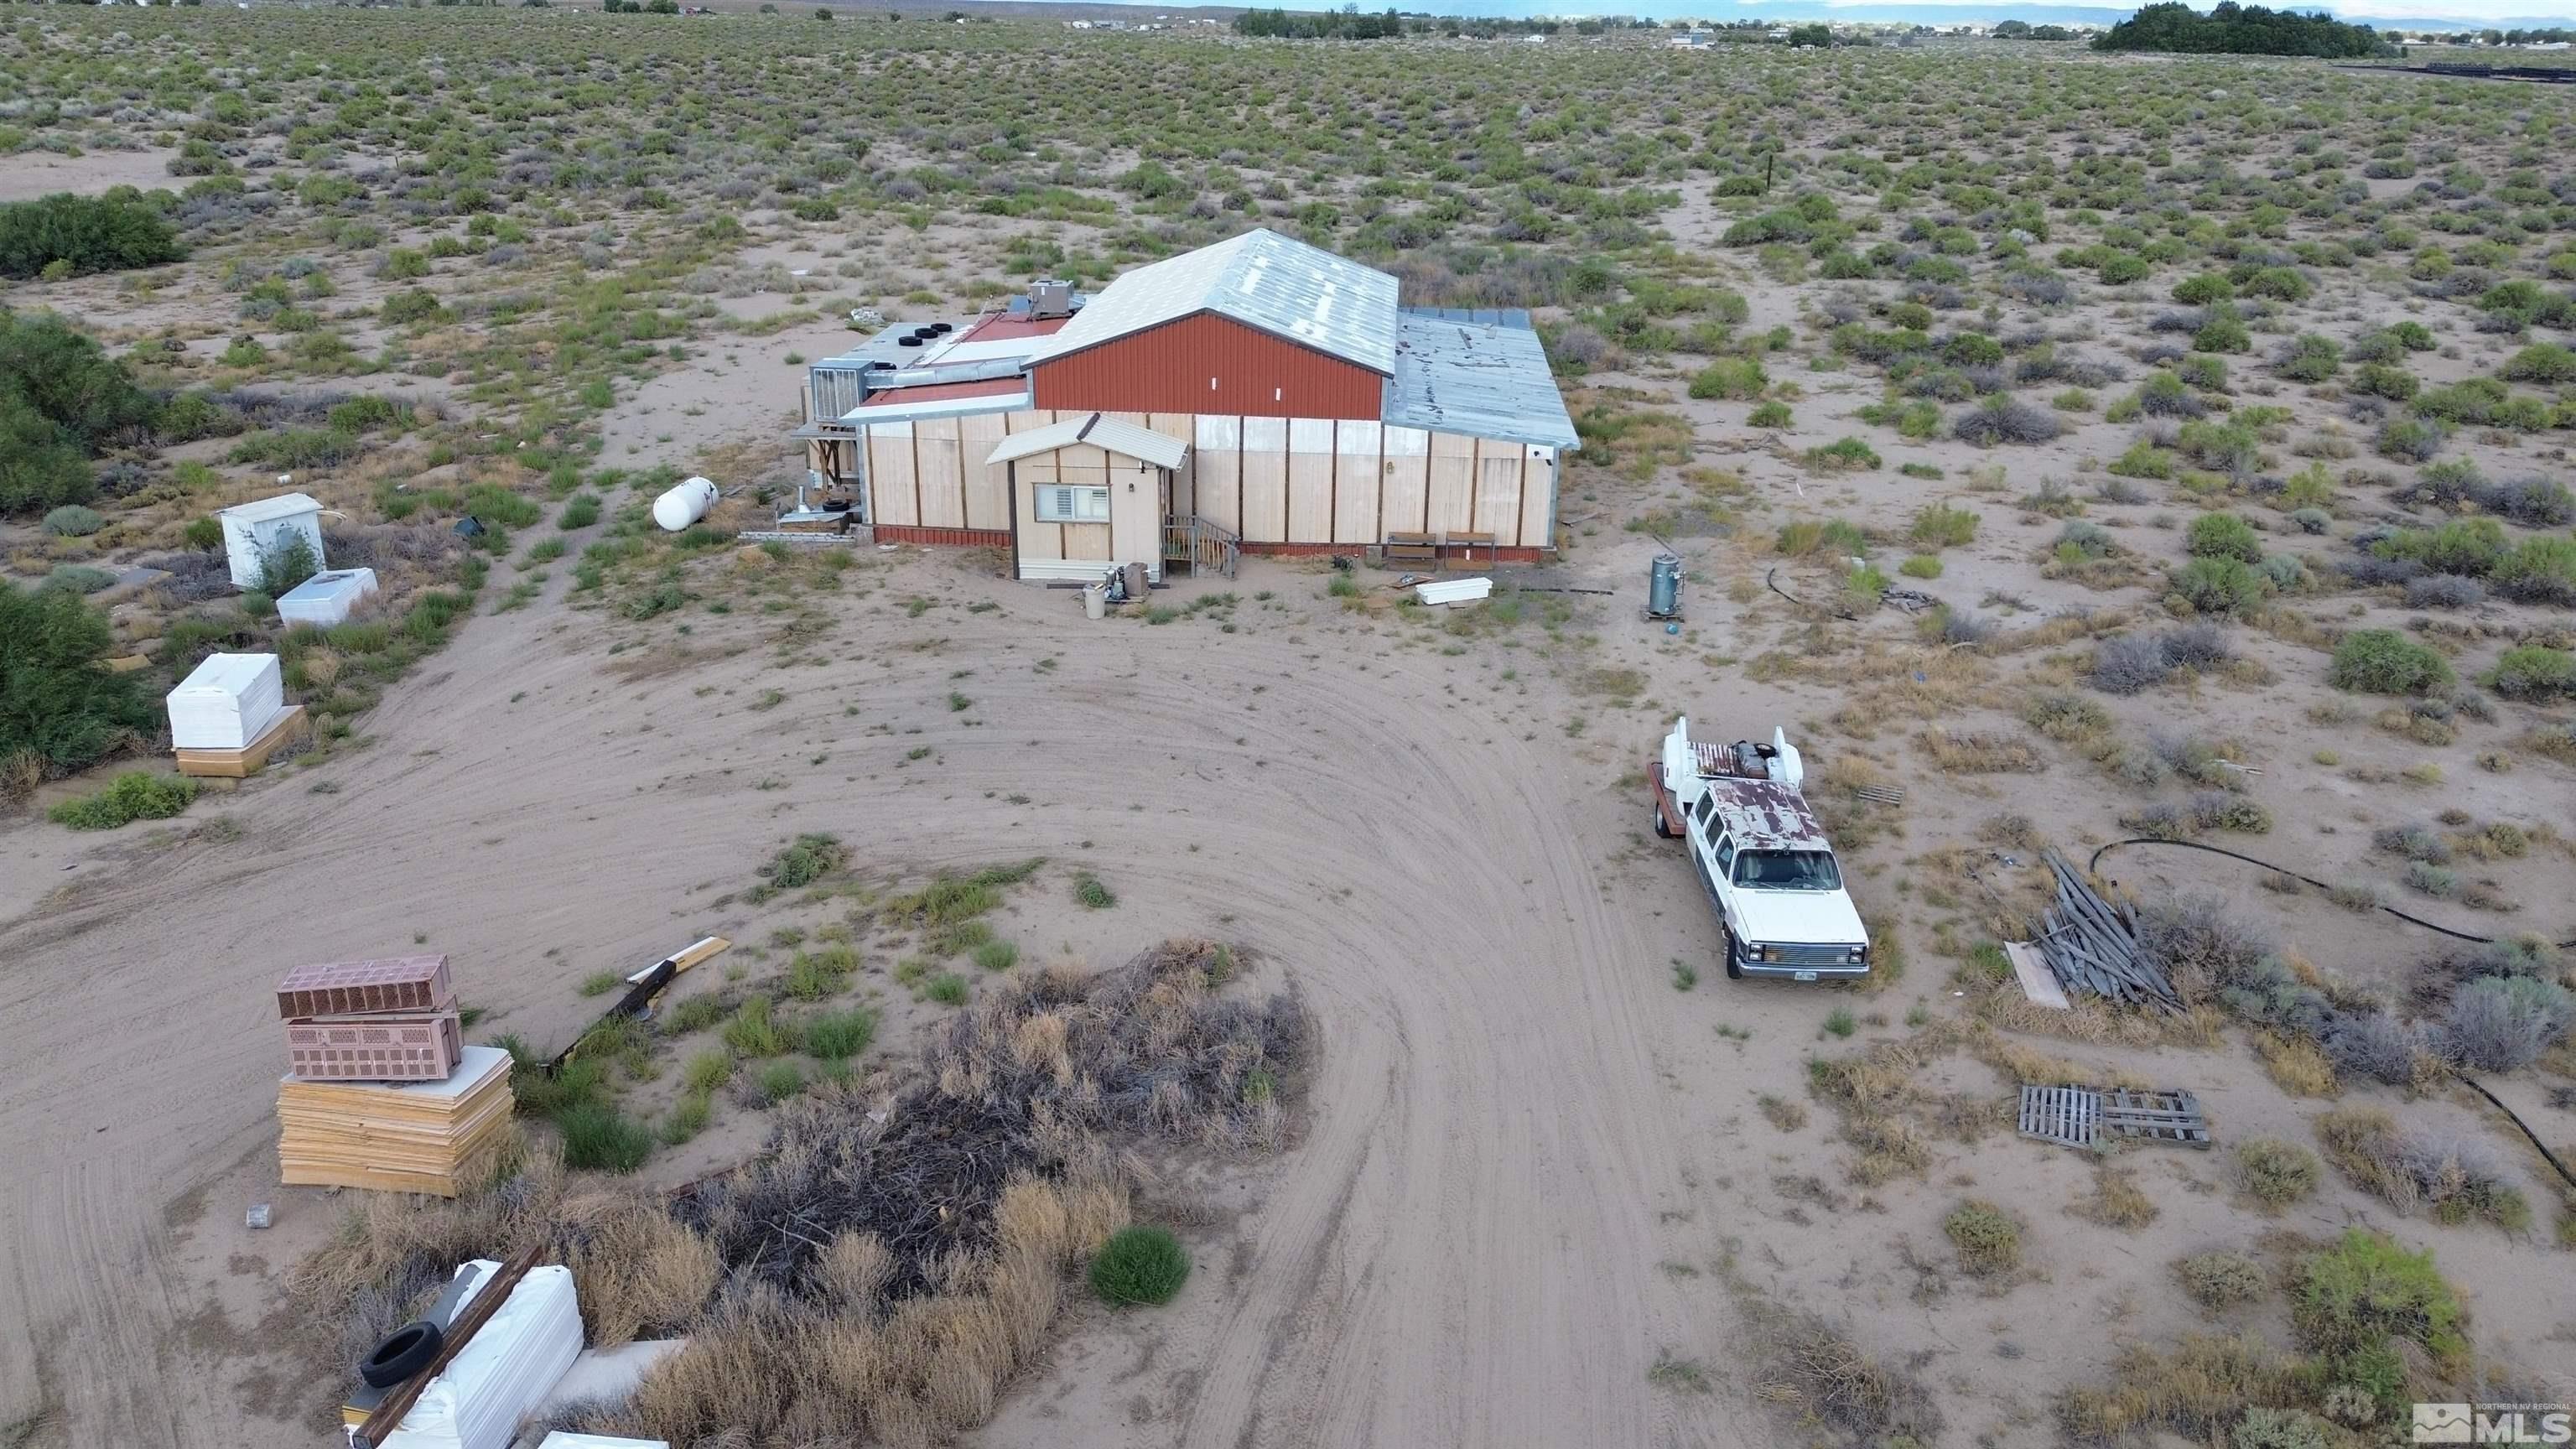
(1652, 799, 1673, 839)
(360, 1321, 443, 1389)
(1722, 922, 1743, 980)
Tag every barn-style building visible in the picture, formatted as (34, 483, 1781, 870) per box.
(796, 230, 1577, 581)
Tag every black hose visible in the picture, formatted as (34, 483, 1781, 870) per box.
(2085, 837, 2576, 950)
(2454, 1072, 2576, 1194)
(2089, 838, 2576, 1195)
(1764, 564, 1858, 622)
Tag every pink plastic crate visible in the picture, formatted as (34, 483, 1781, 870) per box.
(276, 956, 452, 1021)
(284, 1011, 463, 1082)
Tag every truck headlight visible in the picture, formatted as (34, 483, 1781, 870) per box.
(1752, 943, 1778, 962)
(1848, 945, 1867, 963)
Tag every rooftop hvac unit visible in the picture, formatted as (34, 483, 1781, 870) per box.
(1028, 279, 1072, 319)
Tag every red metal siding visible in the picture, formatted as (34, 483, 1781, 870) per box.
(1030, 312, 1384, 420)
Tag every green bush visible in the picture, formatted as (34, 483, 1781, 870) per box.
(40, 504, 102, 537)
(2173, 273, 2234, 304)
(1686, 356, 1767, 401)
(2233, 1138, 2321, 1210)
(1089, 1225, 1191, 1306)
(803, 1007, 878, 1061)
(2290, 1228, 2466, 1366)
(2186, 512, 2264, 563)
(2231, 1408, 2331, 1449)
(1909, 503, 1978, 548)
(0, 193, 185, 279)
(722, 994, 793, 1057)
(2329, 630, 2452, 696)
(756, 1060, 804, 1104)
(2488, 646, 2576, 702)
(2493, 535, 2576, 605)
(1, 309, 158, 514)
(1075, 872, 1117, 909)
(2499, 342, 2576, 385)
(761, 832, 844, 890)
(557, 1103, 653, 1172)
(2171, 557, 2266, 616)
(257, 531, 319, 597)
(48, 771, 198, 830)
(40, 564, 115, 595)
(0, 583, 152, 776)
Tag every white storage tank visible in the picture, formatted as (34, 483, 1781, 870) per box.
(167, 652, 284, 750)
(276, 568, 380, 628)
(651, 476, 718, 532)
(216, 493, 327, 589)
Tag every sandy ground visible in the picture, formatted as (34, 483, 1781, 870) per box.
(0, 147, 174, 204)
(6, 515, 2571, 1446)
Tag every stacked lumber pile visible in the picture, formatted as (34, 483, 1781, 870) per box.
(2034, 849, 2182, 1011)
(278, 1046, 513, 1197)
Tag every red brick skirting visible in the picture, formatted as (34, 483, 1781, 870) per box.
(875, 525, 1013, 548)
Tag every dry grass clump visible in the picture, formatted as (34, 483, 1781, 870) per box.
(558, 1187, 722, 1348)
(1944, 1198, 2024, 1276)
(2069, 1166, 2160, 1229)
(2231, 1138, 2322, 1213)
(2313, 1105, 2531, 1231)
(2056, 1332, 2310, 1445)
(2174, 1250, 2270, 1311)
(2256, 1032, 2341, 1098)
(1738, 1292, 1947, 1448)
(1914, 729, 2046, 774)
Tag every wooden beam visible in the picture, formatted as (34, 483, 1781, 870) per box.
(351, 1241, 543, 1449)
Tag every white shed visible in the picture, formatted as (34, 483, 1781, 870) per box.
(217, 493, 326, 589)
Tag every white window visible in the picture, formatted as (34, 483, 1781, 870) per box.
(1033, 484, 1110, 523)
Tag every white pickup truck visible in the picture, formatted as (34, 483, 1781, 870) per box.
(1648, 715, 1872, 982)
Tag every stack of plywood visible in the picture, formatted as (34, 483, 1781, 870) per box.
(277, 1045, 514, 1197)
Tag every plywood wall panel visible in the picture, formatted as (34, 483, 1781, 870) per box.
(1333, 420, 1383, 544)
(915, 418, 965, 529)
(1380, 425, 1430, 538)
(868, 426, 918, 527)
(958, 412, 1011, 531)
(1239, 417, 1289, 543)
(1475, 443, 1526, 547)
(1426, 431, 1476, 537)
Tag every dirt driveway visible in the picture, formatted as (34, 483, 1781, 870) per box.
(0, 536, 1820, 1446)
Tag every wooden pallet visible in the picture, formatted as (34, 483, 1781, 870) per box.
(2017, 1084, 2101, 1147)
(2102, 1088, 2213, 1148)
(2018, 1084, 2211, 1150)
(175, 704, 308, 779)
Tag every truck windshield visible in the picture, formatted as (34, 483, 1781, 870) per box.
(1732, 850, 1841, 891)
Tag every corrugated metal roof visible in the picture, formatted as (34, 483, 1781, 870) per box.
(1032, 229, 1400, 376)
(1382, 309, 1577, 449)
(984, 412, 1190, 471)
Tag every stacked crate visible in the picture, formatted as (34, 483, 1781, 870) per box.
(274, 956, 515, 1197)
(278, 955, 462, 1082)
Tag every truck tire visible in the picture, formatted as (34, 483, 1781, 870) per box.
(360, 1321, 442, 1389)
(1722, 922, 1743, 980)
(1652, 800, 1673, 839)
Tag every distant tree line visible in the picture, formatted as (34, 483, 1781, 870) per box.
(1992, 19, 2075, 39)
(1233, 5, 1403, 39)
(0, 191, 184, 283)
(2092, 2, 2397, 58)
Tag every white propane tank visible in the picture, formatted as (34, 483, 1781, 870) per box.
(652, 476, 718, 532)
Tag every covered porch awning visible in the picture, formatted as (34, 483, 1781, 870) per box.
(984, 412, 1190, 471)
